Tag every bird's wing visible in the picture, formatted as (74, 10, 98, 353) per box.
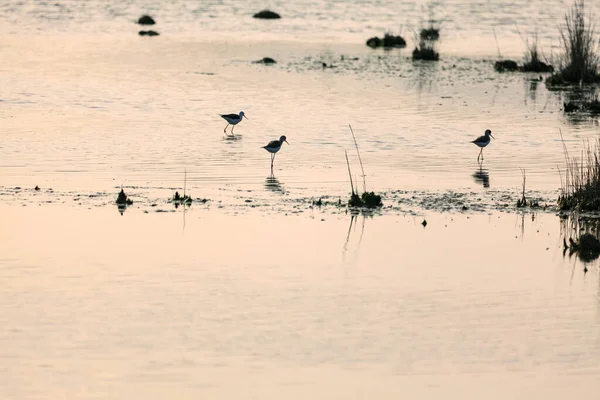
(472, 135, 487, 143)
(221, 113, 239, 119)
(264, 140, 280, 148)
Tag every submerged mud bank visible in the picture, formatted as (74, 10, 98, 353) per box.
(0, 185, 557, 216)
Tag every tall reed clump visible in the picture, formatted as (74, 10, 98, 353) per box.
(558, 133, 600, 211)
(345, 125, 383, 209)
(547, 0, 600, 85)
(521, 33, 554, 73)
(412, 26, 439, 61)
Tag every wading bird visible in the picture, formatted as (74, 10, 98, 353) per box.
(262, 135, 289, 170)
(472, 129, 494, 162)
(220, 111, 247, 135)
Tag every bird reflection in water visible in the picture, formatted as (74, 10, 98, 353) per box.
(223, 133, 242, 142)
(472, 165, 490, 188)
(265, 174, 284, 193)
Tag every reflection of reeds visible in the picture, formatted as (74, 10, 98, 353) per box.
(558, 130, 600, 210)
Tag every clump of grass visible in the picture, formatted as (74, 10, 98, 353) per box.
(366, 32, 406, 49)
(516, 169, 529, 207)
(420, 25, 440, 41)
(412, 37, 439, 60)
(419, 2, 441, 40)
(345, 125, 383, 209)
(548, 0, 600, 85)
(172, 169, 193, 207)
(116, 188, 133, 205)
(494, 60, 519, 72)
(172, 191, 192, 206)
(521, 33, 554, 73)
(516, 169, 540, 207)
(558, 131, 600, 211)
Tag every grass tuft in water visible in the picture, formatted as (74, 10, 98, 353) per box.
(346, 125, 383, 209)
(558, 132, 600, 211)
(412, 38, 439, 61)
(494, 60, 519, 72)
(547, 0, 600, 86)
(366, 32, 406, 49)
(521, 33, 554, 73)
(116, 188, 133, 205)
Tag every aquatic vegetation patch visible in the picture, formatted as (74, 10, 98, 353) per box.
(345, 125, 383, 209)
(366, 33, 407, 49)
(412, 37, 439, 61)
(516, 169, 541, 208)
(116, 189, 133, 205)
(172, 191, 192, 206)
(348, 192, 383, 208)
(420, 27, 439, 41)
(494, 60, 519, 72)
(558, 135, 600, 211)
(547, 0, 600, 86)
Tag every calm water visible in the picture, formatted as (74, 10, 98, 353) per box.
(1, 205, 600, 399)
(2, 0, 600, 398)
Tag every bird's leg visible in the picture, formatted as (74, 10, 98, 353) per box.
(224, 124, 229, 133)
(231, 124, 235, 135)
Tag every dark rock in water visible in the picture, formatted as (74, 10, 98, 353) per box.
(138, 15, 156, 25)
(34, 185, 40, 191)
(366, 34, 406, 49)
(422, 219, 428, 227)
(412, 47, 439, 61)
(494, 60, 519, 72)
(253, 10, 281, 19)
(255, 57, 276, 64)
(139, 30, 160, 36)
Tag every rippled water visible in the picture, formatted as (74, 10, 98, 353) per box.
(1, 0, 600, 201)
(2, 1, 600, 398)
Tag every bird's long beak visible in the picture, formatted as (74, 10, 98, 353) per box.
(490, 133, 495, 139)
(285, 139, 290, 145)
(243, 115, 249, 120)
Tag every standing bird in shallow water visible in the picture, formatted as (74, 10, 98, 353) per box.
(220, 111, 247, 135)
(262, 135, 289, 170)
(472, 129, 495, 162)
